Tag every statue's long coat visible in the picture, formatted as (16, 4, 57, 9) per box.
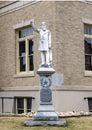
(38, 29, 51, 51)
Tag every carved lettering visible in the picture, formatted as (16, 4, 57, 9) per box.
(40, 89, 52, 102)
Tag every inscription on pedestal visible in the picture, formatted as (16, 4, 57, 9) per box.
(40, 89, 52, 102)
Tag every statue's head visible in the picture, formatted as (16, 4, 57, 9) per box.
(41, 22, 46, 31)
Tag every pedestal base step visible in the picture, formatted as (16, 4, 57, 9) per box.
(32, 111, 58, 121)
(24, 120, 67, 127)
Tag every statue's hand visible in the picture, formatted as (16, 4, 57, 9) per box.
(30, 21, 39, 33)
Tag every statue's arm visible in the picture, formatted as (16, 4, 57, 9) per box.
(30, 21, 40, 33)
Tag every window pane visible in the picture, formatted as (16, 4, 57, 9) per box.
(19, 41, 26, 72)
(17, 98, 24, 108)
(88, 98, 92, 112)
(20, 57, 26, 71)
(84, 38, 92, 54)
(19, 41, 25, 56)
(18, 110, 24, 114)
(29, 40, 34, 71)
(17, 98, 24, 114)
(29, 40, 33, 54)
(27, 98, 32, 112)
(19, 27, 33, 38)
(29, 56, 34, 71)
(84, 25, 92, 35)
(85, 55, 92, 70)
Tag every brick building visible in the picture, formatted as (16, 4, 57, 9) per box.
(0, 0, 92, 114)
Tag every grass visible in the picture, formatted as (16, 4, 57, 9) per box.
(0, 116, 92, 130)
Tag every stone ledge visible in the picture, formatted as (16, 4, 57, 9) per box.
(0, 111, 92, 117)
(17, 111, 92, 118)
(37, 67, 55, 75)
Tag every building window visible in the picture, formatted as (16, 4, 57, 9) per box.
(16, 27, 34, 74)
(16, 97, 32, 114)
(88, 98, 92, 112)
(84, 24, 92, 71)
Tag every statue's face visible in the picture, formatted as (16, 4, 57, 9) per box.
(42, 22, 46, 31)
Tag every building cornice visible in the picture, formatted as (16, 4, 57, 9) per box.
(0, 0, 92, 17)
(0, 1, 18, 9)
(0, 0, 41, 17)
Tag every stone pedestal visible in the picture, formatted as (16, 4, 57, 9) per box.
(24, 66, 67, 126)
(32, 67, 58, 121)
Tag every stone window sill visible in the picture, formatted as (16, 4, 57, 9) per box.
(13, 72, 35, 78)
(84, 71, 92, 77)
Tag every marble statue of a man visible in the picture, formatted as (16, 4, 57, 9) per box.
(31, 21, 52, 66)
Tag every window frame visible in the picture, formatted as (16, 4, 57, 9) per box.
(16, 26, 34, 74)
(88, 98, 92, 112)
(16, 97, 32, 114)
(84, 24, 92, 75)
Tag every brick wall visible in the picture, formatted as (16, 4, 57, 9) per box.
(0, 1, 92, 89)
(55, 1, 92, 86)
(0, 1, 56, 88)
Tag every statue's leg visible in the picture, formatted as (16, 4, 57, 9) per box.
(49, 49, 52, 64)
(41, 51, 45, 65)
(46, 50, 49, 65)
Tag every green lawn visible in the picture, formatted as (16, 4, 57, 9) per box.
(0, 116, 92, 130)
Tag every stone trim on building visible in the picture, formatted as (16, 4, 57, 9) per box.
(0, 0, 40, 16)
(13, 19, 34, 29)
(82, 18, 92, 24)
